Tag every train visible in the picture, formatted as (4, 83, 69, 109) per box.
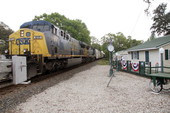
(0, 20, 104, 83)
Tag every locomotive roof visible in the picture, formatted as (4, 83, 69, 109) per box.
(20, 20, 54, 28)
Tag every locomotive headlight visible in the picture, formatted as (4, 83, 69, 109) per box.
(23, 49, 27, 53)
(5, 49, 8, 53)
(34, 36, 42, 39)
(20, 30, 24, 37)
(21, 30, 24, 33)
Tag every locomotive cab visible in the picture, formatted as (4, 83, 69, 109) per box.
(9, 21, 53, 56)
(8, 21, 53, 78)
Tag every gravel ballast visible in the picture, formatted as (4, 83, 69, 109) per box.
(7, 64, 170, 113)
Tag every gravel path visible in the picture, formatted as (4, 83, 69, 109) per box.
(8, 65, 170, 113)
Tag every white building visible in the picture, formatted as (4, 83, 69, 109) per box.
(125, 35, 170, 73)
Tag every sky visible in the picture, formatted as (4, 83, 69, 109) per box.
(0, 0, 170, 42)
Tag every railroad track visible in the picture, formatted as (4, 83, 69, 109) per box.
(0, 62, 83, 94)
(0, 61, 98, 113)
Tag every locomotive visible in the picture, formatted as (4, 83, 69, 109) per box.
(2, 20, 104, 81)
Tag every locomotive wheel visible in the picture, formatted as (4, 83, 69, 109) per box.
(149, 79, 163, 93)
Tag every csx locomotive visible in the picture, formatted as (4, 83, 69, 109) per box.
(7, 20, 104, 79)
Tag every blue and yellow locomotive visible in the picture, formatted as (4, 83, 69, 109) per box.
(8, 20, 100, 78)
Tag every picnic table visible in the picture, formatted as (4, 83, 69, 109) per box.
(146, 73, 170, 93)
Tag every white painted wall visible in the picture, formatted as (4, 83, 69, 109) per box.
(162, 44, 170, 72)
(126, 49, 159, 66)
(149, 49, 159, 67)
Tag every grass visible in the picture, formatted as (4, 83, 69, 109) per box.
(97, 59, 109, 65)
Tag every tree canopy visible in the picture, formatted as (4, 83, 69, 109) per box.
(143, 1, 170, 36)
(0, 22, 13, 54)
(0, 22, 13, 41)
(33, 13, 91, 45)
(151, 3, 170, 36)
(147, 31, 156, 41)
(91, 36, 101, 50)
(101, 32, 143, 58)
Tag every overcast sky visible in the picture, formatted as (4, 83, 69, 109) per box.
(0, 0, 169, 41)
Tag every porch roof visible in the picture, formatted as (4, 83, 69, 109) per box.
(127, 35, 170, 52)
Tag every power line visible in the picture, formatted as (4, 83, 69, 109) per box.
(130, 4, 145, 36)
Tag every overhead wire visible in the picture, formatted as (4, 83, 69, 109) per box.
(130, 4, 145, 36)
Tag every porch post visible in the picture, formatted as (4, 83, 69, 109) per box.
(159, 47, 164, 73)
(161, 53, 164, 73)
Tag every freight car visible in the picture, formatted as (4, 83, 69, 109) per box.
(0, 20, 104, 84)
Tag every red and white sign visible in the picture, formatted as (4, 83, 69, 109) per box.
(131, 63, 139, 71)
(121, 61, 127, 70)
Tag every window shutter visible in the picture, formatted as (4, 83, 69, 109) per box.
(165, 49, 169, 60)
(131, 52, 133, 59)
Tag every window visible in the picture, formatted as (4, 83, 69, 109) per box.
(37, 25, 43, 31)
(66, 34, 70, 40)
(33, 25, 50, 31)
(55, 47, 58, 53)
(64, 32, 66, 38)
(26, 32, 31, 37)
(44, 25, 50, 31)
(52, 28, 55, 34)
(131, 51, 139, 60)
(55, 29, 57, 35)
(60, 31, 63, 37)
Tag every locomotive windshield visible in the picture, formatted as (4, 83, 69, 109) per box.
(20, 21, 52, 32)
(32, 25, 50, 32)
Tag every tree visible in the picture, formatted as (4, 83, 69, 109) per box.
(126, 36, 143, 48)
(0, 40, 5, 54)
(143, 0, 153, 15)
(147, 31, 156, 41)
(0, 22, 13, 41)
(101, 32, 143, 59)
(91, 36, 100, 44)
(91, 43, 101, 51)
(33, 13, 91, 45)
(101, 33, 141, 59)
(0, 22, 13, 54)
(91, 36, 101, 50)
(143, 1, 170, 36)
(151, 3, 170, 36)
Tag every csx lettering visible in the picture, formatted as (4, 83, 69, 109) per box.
(16, 38, 30, 45)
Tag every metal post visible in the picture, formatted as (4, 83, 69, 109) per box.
(107, 39, 115, 87)
(149, 62, 151, 74)
(109, 51, 113, 77)
(116, 56, 119, 71)
(161, 53, 164, 73)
